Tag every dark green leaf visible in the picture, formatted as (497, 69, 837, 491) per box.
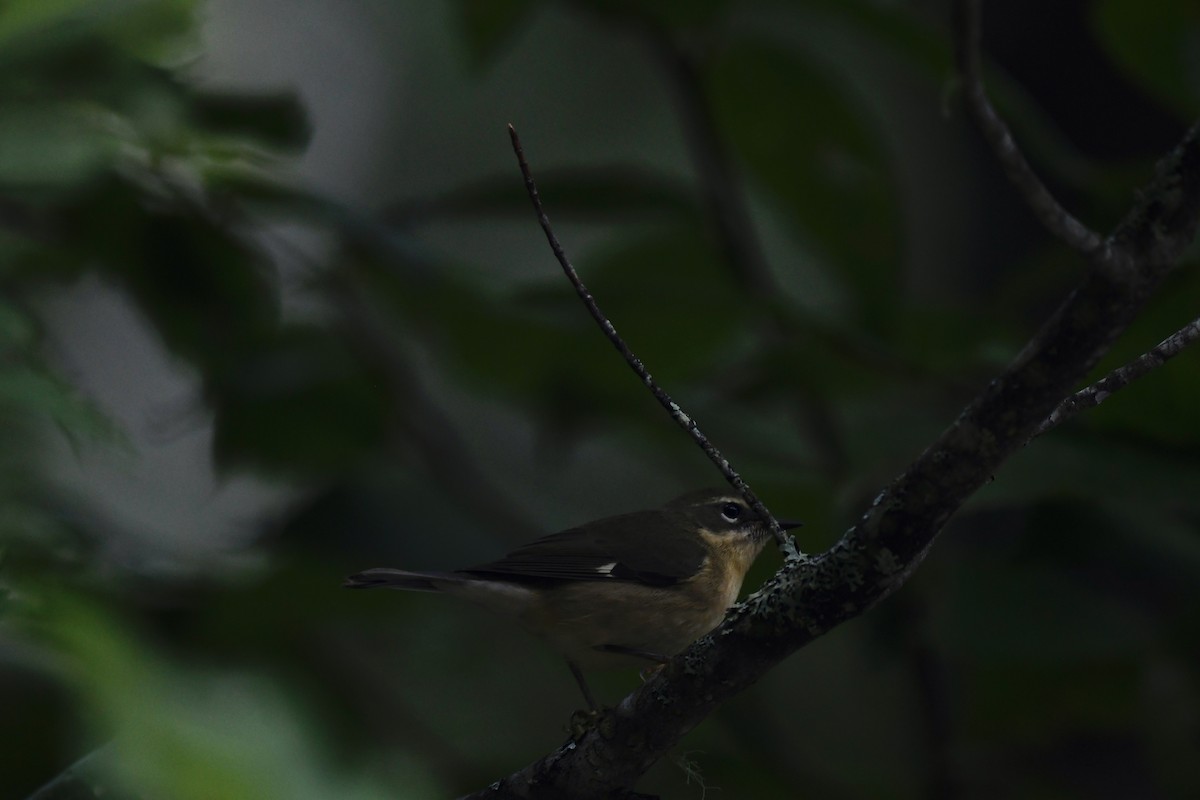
(204, 169, 343, 221)
(811, 0, 949, 76)
(455, 0, 540, 69)
(35, 597, 435, 799)
(940, 563, 1155, 665)
(0, 366, 119, 443)
(0, 0, 198, 65)
(190, 91, 311, 152)
(211, 326, 390, 474)
(977, 434, 1200, 514)
(92, 0, 199, 64)
(0, 104, 115, 188)
(964, 661, 1141, 741)
(579, 225, 755, 379)
(61, 178, 280, 372)
(575, 0, 730, 28)
(386, 166, 699, 224)
(709, 41, 900, 332)
(0, 299, 34, 350)
(1093, 0, 1200, 116)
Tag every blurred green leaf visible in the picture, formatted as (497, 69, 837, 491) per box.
(581, 225, 755, 377)
(211, 325, 391, 475)
(387, 166, 699, 223)
(1093, 0, 1200, 116)
(381, 223, 756, 436)
(965, 661, 1141, 741)
(812, 0, 950, 76)
(58, 178, 280, 371)
(742, 329, 898, 402)
(0, 0, 197, 64)
(454, 0, 540, 69)
(190, 90, 311, 152)
(0, 367, 119, 444)
(38, 596, 439, 800)
(0, 299, 35, 350)
(576, 0, 731, 28)
(1022, 498, 1200, 599)
(90, 0, 197, 64)
(0, 104, 115, 188)
(939, 562, 1156, 665)
(977, 434, 1200, 514)
(0, 0, 99, 49)
(381, 266, 589, 398)
(205, 168, 345, 221)
(892, 305, 1020, 373)
(709, 41, 900, 332)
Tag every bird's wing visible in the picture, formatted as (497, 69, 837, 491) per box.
(460, 509, 707, 587)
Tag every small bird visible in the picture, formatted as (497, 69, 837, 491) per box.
(344, 488, 801, 709)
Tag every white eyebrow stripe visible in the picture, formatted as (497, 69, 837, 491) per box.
(595, 561, 618, 576)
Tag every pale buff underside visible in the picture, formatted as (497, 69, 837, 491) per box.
(436, 529, 765, 669)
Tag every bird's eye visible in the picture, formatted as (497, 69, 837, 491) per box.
(720, 502, 743, 523)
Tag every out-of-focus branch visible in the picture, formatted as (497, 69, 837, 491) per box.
(646, 29, 852, 481)
(329, 272, 539, 540)
(259, 224, 540, 540)
(25, 746, 119, 800)
(953, 0, 1106, 257)
(647, 34, 776, 297)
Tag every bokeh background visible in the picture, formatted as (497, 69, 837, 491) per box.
(2, 0, 1199, 798)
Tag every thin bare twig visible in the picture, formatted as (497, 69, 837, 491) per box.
(506, 124, 798, 557)
(1035, 315, 1200, 437)
(953, 0, 1106, 257)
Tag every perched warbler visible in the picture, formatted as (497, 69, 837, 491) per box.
(344, 488, 800, 708)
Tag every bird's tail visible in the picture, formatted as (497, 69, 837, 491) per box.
(343, 568, 461, 592)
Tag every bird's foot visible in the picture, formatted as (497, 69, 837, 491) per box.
(567, 706, 607, 739)
(639, 663, 666, 682)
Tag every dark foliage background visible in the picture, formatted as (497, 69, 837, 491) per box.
(1, 0, 1198, 798)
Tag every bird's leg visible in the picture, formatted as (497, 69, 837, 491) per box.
(593, 643, 670, 664)
(566, 659, 604, 738)
(593, 644, 671, 682)
(567, 659, 598, 711)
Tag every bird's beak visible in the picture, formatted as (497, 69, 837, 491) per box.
(777, 519, 804, 531)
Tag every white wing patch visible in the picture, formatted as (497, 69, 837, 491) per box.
(595, 561, 618, 576)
